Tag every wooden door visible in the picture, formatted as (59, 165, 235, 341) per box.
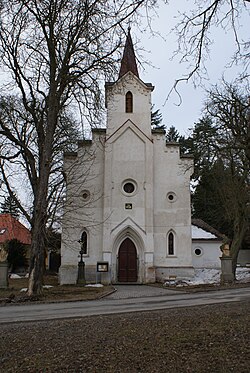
(118, 238, 137, 282)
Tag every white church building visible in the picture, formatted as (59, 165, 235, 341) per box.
(59, 31, 195, 284)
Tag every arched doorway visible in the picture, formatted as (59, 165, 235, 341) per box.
(118, 238, 137, 282)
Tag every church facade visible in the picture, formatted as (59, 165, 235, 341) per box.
(59, 31, 194, 284)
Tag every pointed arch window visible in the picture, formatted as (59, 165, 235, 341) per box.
(80, 231, 88, 255)
(126, 91, 133, 113)
(167, 232, 174, 256)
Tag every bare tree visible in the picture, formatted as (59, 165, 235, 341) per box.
(188, 80, 250, 277)
(0, 95, 79, 226)
(0, 0, 159, 295)
(169, 0, 250, 98)
(205, 82, 250, 275)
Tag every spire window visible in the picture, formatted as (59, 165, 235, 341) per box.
(126, 91, 133, 113)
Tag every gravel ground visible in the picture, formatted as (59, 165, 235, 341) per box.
(1, 301, 249, 373)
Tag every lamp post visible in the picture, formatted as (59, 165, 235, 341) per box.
(77, 239, 86, 285)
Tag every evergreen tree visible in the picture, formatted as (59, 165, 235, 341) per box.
(179, 116, 218, 178)
(151, 106, 165, 129)
(192, 162, 234, 238)
(0, 195, 20, 219)
(166, 125, 180, 142)
(188, 82, 249, 276)
(5, 239, 27, 272)
(179, 134, 193, 155)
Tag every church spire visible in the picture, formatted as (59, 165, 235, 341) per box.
(118, 28, 139, 79)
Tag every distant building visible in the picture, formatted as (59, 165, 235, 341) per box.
(0, 214, 31, 246)
(191, 219, 250, 268)
(191, 219, 224, 269)
(0, 213, 31, 269)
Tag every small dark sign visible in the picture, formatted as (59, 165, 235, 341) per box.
(96, 261, 109, 272)
(125, 203, 132, 209)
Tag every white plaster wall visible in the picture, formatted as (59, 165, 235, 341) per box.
(102, 122, 154, 282)
(152, 134, 194, 274)
(192, 240, 222, 268)
(102, 74, 155, 282)
(60, 133, 106, 283)
(237, 250, 250, 266)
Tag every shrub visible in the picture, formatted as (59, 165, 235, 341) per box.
(5, 239, 27, 272)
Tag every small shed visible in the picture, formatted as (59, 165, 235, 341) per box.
(191, 219, 224, 269)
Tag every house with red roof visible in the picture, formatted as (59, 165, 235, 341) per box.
(0, 214, 31, 271)
(0, 214, 31, 245)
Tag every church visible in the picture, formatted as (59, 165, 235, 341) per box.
(59, 30, 195, 285)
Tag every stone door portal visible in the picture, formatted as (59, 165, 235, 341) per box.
(118, 238, 137, 282)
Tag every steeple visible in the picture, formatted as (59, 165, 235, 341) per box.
(118, 28, 139, 79)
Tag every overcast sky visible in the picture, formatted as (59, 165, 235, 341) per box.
(136, 1, 250, 135)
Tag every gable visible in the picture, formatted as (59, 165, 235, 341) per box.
(106, 72, 153, 101)
(106, 119, 152, 145)
(112, 127, 146, 162)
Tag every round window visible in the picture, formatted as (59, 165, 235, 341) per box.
(122, 180, 137, 196)
(194, 248, 202, 256)
(167, 192, 177, 202)
(123, 182, 135, 194)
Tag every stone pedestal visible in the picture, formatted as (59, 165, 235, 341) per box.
(0, 261, 9, 288)
(77, 261, 86, 285)
(220, 256, 234, 284)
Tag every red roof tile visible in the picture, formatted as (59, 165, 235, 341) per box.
(0, 214, 31, 245)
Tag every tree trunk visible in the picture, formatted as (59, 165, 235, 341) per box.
(27, 210, 47, 295)
(230, 218, 248, 278)
(27, 131, 56, 295)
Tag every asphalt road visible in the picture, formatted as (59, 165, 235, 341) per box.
(0, 286, 249, 324)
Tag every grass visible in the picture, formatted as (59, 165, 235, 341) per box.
(0, 274, 114, 303)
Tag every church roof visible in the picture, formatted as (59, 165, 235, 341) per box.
(118, 28, 139, 79)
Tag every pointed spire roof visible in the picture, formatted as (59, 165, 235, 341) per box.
(118, 28, 139, 79)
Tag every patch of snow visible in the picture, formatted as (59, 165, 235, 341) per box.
(236, 267, 250, 283)
(192, 225, 217, 239)
(188, 268, 221, 285)
(20, 288, 28, 292)
(43, 285, 53, 289)
(85, 284, 104, 288)
(165, 267, 250, 287)
(9, 274, 21, 279)
(25, 273, 29, 278)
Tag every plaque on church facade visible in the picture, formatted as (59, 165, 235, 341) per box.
(125, 203, 132, 209)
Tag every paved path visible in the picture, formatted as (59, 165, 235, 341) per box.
(0, 286, 249, 324)
(107, 285, 181, 299)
